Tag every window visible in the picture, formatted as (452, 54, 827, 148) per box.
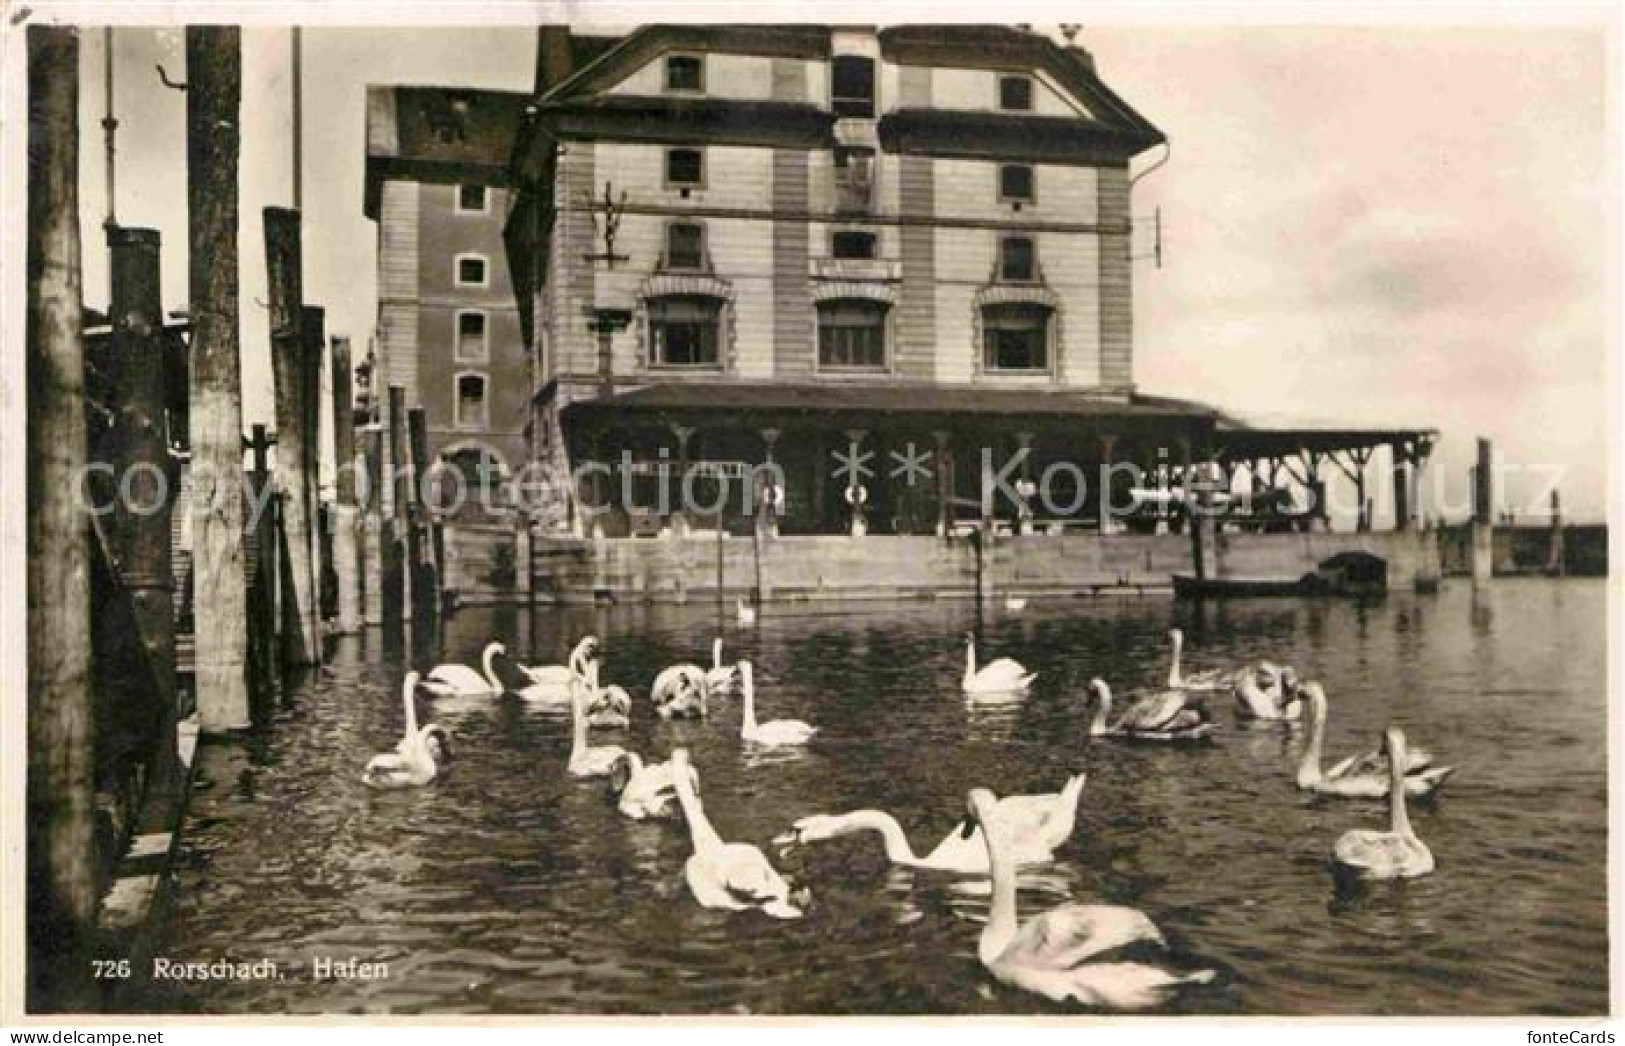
(666, 54, 703, 92)
(455, 373, 488, 428)
(832, 231, 878, 260)
(999, 237, 1036, 282)
(455, 254, 488, 287)
(665, 223, 705, 271)
(666, 148, 704, 188)
(834, 146, 875, 211)
(818, 299, 888, 369)
(999, 164, 1035, 204)
(456, 184, 488, 213)
(831, 55, 876, 118)
(456, 310, 488, 361)
(999, 75, 1034, 111)
(648, 295, 722, 367)
(982, 303, 1052, 372)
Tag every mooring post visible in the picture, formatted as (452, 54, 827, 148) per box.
(1392, 443, 1411, 531)
(187, 27, 252, 729)
(407, 406, 438, 647)
(1547, 487, 1566, 578)
(244, 424, 279, 701)
(301, 306, 328, 626)
(329, 335, 361, 632)
(382, 385, 408, 634)
(1470, 437, 1494, 586)
(264, 207, 318, 664)
(107, 225, 177, 729)
(360, 425, 384, 625)
(26, 25, 99, 1012)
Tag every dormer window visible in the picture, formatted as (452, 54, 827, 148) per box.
(666, 54, 703, 93)
(999, 75, 1034, 111)
(832, 55, 876, 118)
(999, 164, 1035, 205)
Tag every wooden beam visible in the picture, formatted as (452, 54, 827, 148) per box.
(265, 208, 317, 663)
(187, 27, 252, 728)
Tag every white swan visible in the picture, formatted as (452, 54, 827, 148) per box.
(705, 637, 740, 694)
(651, 663, 709, 719)
(670, 748, 808, 919)
(774, 774, 1086, 874)
(1085, 679, 1214, 742)
(582, 659, 632, 728)
(740, 660, 816, 746)
(420, 641, 503, 697)
(608, 752, 695, 820)
(963, 632, 1036, 695)
(567, 671, 626, 778)
(966, 787, 1215, 1009)
(1234, 665, 1303, 721)
(1296, 682, 1453, 798)
(737, 598, 758, 626)
(515, 636, 600, 705)
(1333, 727, 1436, 882)
(363, 672, 452, 788)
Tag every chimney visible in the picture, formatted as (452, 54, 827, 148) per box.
(535, 26, 574, 95)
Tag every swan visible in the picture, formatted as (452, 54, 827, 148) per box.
(774, 774, 1086, 873)
(514, 636, 600, 704)
(965, 787, 1215, 1009)
(607, 752, 695, 820)
(1084, 679, 1214, 742)
(420, 641, 503, 697)
(1296, 682, 1452, 798)
(670, 748, 808, 918)
(1234, 665, 1303, 721)
(1332, 727, 1436, 882)
(737, 598, 757, 626)
(581, 659, 632, 728)
(363, 672, 452, 788)
(651, 663, 709, 719)
(739, 660, 816, 746)
(963, 632, 1036, 695)
(567, 671, 627, 778)
(705, 637, 740, 694)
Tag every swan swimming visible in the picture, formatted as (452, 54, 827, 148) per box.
(962, 632, 1036, 695)
(1332, 727, 1436, 882)
(651, 663, 709, 719)
(1084, 678, 1214, 742)
(774, 774, 1086, 873)
(567, 671, 627, 778)
(705, 637, 741, 694)
(670, 748, 809, 919)
(1295, 682, 1453, 798)
(965, 787, 1215, 1009)
(515, 636, 600, 705)
(608, 752, 694, 820)
(420, 642, 504, 697)
(582, 659, 632, 728)
(739, 660, 816, 746)
(363, 672, 452, 789)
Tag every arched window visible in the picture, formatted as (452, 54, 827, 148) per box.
(455, 372, 488, 428)
(818, 299, 888, 369)
(981, 303, 1052, 372)
(648, 295, 722, 367)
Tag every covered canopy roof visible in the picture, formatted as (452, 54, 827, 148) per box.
(1212, 408, 1437, 461)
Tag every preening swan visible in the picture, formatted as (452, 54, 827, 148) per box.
(651, 663, 709, 719)
(963, 632, 1036, 695)
(670, 748, 809, 919)
(363, 672, 453, 788)
(582, 660, 632, 728)
(775, 774, 1085, 874)
(705, 637, 741, 694)
(1234, 665, 1303, 721)
(567, 672, 627, 778)
(1296, 682, 1453, 798)
(1332, 727, 1435, 882)
(740, 661, 817, 746)
(1085, 679, 1214, 742)
(608, 752, 695, 820)
(965, 787, 1215, 1009)
(420, 642, 503, 697)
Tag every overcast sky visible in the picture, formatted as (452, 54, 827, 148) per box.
(73, 19, 1610, 520)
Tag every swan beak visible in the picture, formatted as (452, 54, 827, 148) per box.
(957, 815, 977, 840)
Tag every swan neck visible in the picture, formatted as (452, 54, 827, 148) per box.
(965, 639, 976, 684)
(569, 678, 588, 756)
(1089, 685, 1111, 736)
(1297, 694, 1326, 786)
(977, 814, 1019, 963)
(712, 638, 723, 671)
(839, 811, 920, 864)
(1168, 633, 1182, 688)
(742, 672, 758, 732)
(673, 763, 724, 853)
(403, 679, 419, 738)
(1389, 748, 1414, 837)
(483, 645, 500, 691)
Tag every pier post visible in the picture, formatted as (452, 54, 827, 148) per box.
(329, 335, 361, 633)
(1470, 438, 1494, 585)
(1392, 443, 1411, 531)
(244, 425, 280, 701)
(1097, 435, 1117, 535)
(407, 406, 438, 648)
(107, 225, 176, 727)
(265, 207, 318, 664)
(361, 425, 384, 625)
(301, 306, 328, 624)
(188, 27, 252, 727)
(1546, 488, 1566, 577)
(932, 430, 952, 538)
(26, 26, 99, 1010)
(382, 386, 408, 633)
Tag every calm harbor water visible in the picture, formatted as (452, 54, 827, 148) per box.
(141, 579, 1607, 1015)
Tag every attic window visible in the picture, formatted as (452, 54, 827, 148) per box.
(1000, 75, 1034, 111)
(666, 54, 703, 92)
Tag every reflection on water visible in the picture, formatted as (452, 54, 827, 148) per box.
(142, 580, 1607, 1015)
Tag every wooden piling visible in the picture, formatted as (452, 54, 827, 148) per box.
(26, 25, 99, 1012)
(407, 406, 438, 647)
(330, 335, 361, 632)
(244, 424, 280, 702)
(265, 207, 318, 663)
(187, 27, 252, 731)
(361, 425, 384, 625)
(300, 305, 327, 624)
(381, 385, 408, 633)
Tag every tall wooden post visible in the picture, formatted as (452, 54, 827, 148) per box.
(300, 305, 327, 625)
(382, 385, 408, 633)
(361, 425, 384, 625)
(26, 26, 98, 1012)
(1470, 437, 1494, 586)
(244, 424, 280, 701)
(107, 225, 176, 723)
(1392, 443, 1411, 532)
(330, 335, 361, 632)
(265, 207, 317, 663)
(932, 430, 952, 538)
(407, 406, 438, 648)
(1547, 488, 1566, 577)
(188, 27, 251, 729)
